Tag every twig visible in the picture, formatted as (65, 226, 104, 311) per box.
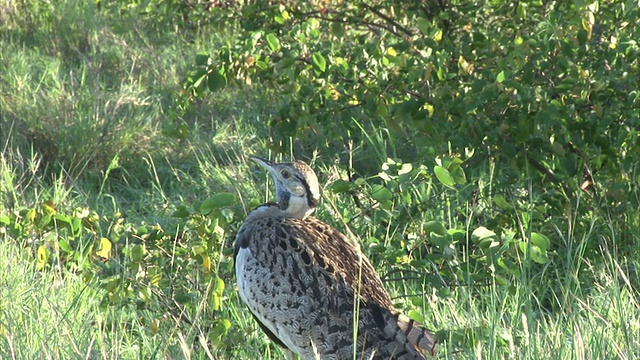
(361, 4, 416, 37)
(293, 9, 408, 39)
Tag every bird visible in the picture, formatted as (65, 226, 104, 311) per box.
(234, 156, 437, 360)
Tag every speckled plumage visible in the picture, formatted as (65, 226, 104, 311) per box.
(234, 157, 437, 359)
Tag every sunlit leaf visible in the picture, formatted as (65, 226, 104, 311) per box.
(371, 185, 393, 202)
(434, 166, 455, 187)
(424, 220, 447, 236)
(129, 244, 145, 263)
(266, 33, 280, 52)
(43, 200, 55, 214)
(416, 17, 431, 35)
(530, 232, 551, 251)
(493, 194, 510, 210)
(96, 237, 112, 259)
(450, 166, 467, 185)
(59, 238, 72, 253)
(472, 226, 499, 248)
(330, 180, 352, 193)
(201, 255, 211, 274)
(408, 310, 424, 323)
(213, 277, 225, 296)
(518, 240, 549, 264)
(37, 245, 48, 270)
(25, 209, 36, 223)
(150, 318, 160, 335)
(312, 52, 326, 72)
(200, 193, 236, 214)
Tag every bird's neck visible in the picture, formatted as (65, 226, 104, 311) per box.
(280, 195, 315, 219)
(247, 198, 315, 221)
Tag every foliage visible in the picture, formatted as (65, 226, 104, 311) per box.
(0, 190, 239, 350)
(182, 0, 640, 290)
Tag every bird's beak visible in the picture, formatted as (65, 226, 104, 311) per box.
(251, 156, 273, 169)
(251, 156, 278, 177)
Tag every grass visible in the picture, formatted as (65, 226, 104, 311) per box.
(1, 1, 639, 359)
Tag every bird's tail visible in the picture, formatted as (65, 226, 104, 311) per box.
(383, 309, 437, 359)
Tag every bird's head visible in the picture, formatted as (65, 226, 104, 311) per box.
(252, 156, 320, 219)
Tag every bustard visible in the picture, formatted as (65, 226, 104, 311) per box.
(234, 157, 437, 359)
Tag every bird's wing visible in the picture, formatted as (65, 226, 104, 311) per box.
(287, 217, 438, 358)
(286, 216, 394, 308)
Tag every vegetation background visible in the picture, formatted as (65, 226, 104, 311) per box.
(1, 0, 638, 359)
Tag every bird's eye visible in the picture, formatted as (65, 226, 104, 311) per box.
(281, 169, 291, 179)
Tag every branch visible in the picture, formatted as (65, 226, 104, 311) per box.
(526, 156, 572, 195)
(293, 9, 408, 39)
(361, 4, 416, 37)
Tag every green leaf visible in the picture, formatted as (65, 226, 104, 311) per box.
(189, 68, 208, 90)
(195, 53, 210, 66)
(172, 206, 191, 218)
(494, 274, 508, 286)
(416, 17, 431, 36)
(192, 245, 207, 255)
(200, 193, 236, 214)
(312, 52, 326, 73)
(210, 318, 232, 346)
(450, 166, 467, 185)
(266, 33, 280, 52)
(255, 60, 268, 70)
(207, 69, 227, 92)
(38, 214, 51, 228)
(331, 21, 344, 37)
(408, 310, 424, 323)
(70, 216, 82, 235)
(371, 185, 393, 202)
(210, 292, 221, 311)
(472, 226, 497, 241)
(530, 232, 551, 251)
(54, 213, 71, 227)
(213, 277, 225, 296)
(516, 2, 527, 20)
(471, 226, 499, 248)
(531, 247, 549, 264)
(174, 292, 195, 304)
(398, 163, 413, 175)
(447, 229, 466, 243)
(329, 180, 352, 193)
(424, 220, 447, 236)
(518, 240, 549, 264)
(429, 234, 449, 247)
(434, 165, 455, 187)
(59, 238, 72, 253)
(129, 244, 145, 263)
(493, 194, 510, 210)
(496, 70, 506, 83)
